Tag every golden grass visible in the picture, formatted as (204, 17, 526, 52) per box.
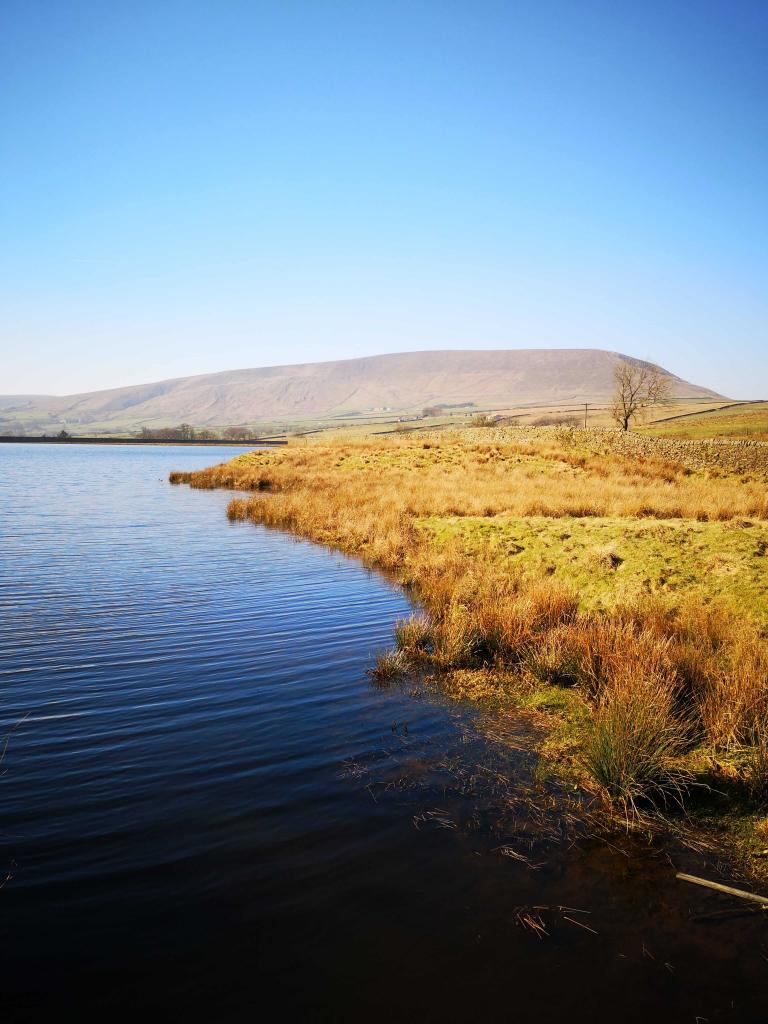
(172, 434, 768, 823)
(582, 674, 692, 812)
(170, 435, 768, 521)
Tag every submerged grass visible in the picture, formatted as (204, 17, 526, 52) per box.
(172, 432, 768, 868)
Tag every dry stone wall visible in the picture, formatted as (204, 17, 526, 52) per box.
(459, 426, 768, 476)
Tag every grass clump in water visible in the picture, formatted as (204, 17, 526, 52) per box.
(369, 649, 409, 684)
(393, 614, 432, 657)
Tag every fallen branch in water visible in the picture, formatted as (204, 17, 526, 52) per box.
(676, 872, 768, 907)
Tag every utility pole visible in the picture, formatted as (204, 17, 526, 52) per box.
(584, 403, 588, 428)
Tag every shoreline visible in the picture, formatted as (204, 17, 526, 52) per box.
(0, 435, 286, 446)
(170, 429, 768, 885)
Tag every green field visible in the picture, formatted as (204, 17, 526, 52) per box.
(642, 401, 768, 440)
(420, 514, 768, 625)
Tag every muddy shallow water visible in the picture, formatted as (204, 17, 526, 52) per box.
(1, 443, 766, 1022)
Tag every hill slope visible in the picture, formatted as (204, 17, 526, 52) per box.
(0, 349, 725, 432)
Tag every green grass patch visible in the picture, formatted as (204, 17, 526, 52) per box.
(643, 401, 768, 440)
(419, 514, 768, 625)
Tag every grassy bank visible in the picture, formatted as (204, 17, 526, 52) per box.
(171, 429, 768, 873)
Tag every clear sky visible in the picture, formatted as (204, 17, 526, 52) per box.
(1, 1, 766, 397)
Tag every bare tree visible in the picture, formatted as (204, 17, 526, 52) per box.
(610, 362, 671, 431)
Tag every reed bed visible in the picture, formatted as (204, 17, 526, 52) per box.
(172, 436, 768, 836)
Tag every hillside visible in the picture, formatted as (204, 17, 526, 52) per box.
(0, 349, 725, 433)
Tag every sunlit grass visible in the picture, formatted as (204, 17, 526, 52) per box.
(419, 515, 768, 625)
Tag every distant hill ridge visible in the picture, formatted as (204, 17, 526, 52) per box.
(0, 349, 724, 430)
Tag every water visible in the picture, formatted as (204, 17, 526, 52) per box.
(0, 443, 766, 1022)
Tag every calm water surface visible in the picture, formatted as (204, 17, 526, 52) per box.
(1, 444, 766, 1022)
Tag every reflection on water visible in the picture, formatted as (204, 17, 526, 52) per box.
(0, 443, 765, 1022)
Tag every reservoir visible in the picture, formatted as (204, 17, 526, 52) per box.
(0, 443, 765, 1021)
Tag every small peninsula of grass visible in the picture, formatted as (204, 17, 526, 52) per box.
(171, 428, 768, 875)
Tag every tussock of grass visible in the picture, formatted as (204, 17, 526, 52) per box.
(394, 614, 432, 655)
(173, 434, 768, 850)
(582, 673, 692, 815)
(369, 649, 409, 683)
(746, 731, 768, 806)
(524, 627, 582, 687)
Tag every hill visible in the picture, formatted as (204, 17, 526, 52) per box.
(0, 349, 725, 433)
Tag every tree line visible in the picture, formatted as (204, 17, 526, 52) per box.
(137, 424, 258, 440)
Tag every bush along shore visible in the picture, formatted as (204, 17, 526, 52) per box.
(171, 428, 768, 876)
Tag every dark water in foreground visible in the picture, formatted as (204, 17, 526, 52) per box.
(1, 443, 766, 1022)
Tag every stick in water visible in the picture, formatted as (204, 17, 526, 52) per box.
(676, 872, 768, 907)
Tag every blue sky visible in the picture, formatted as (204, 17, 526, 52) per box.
(1, 0, 766, 397)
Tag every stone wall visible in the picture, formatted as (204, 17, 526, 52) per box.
(459, 426, 768, 476)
